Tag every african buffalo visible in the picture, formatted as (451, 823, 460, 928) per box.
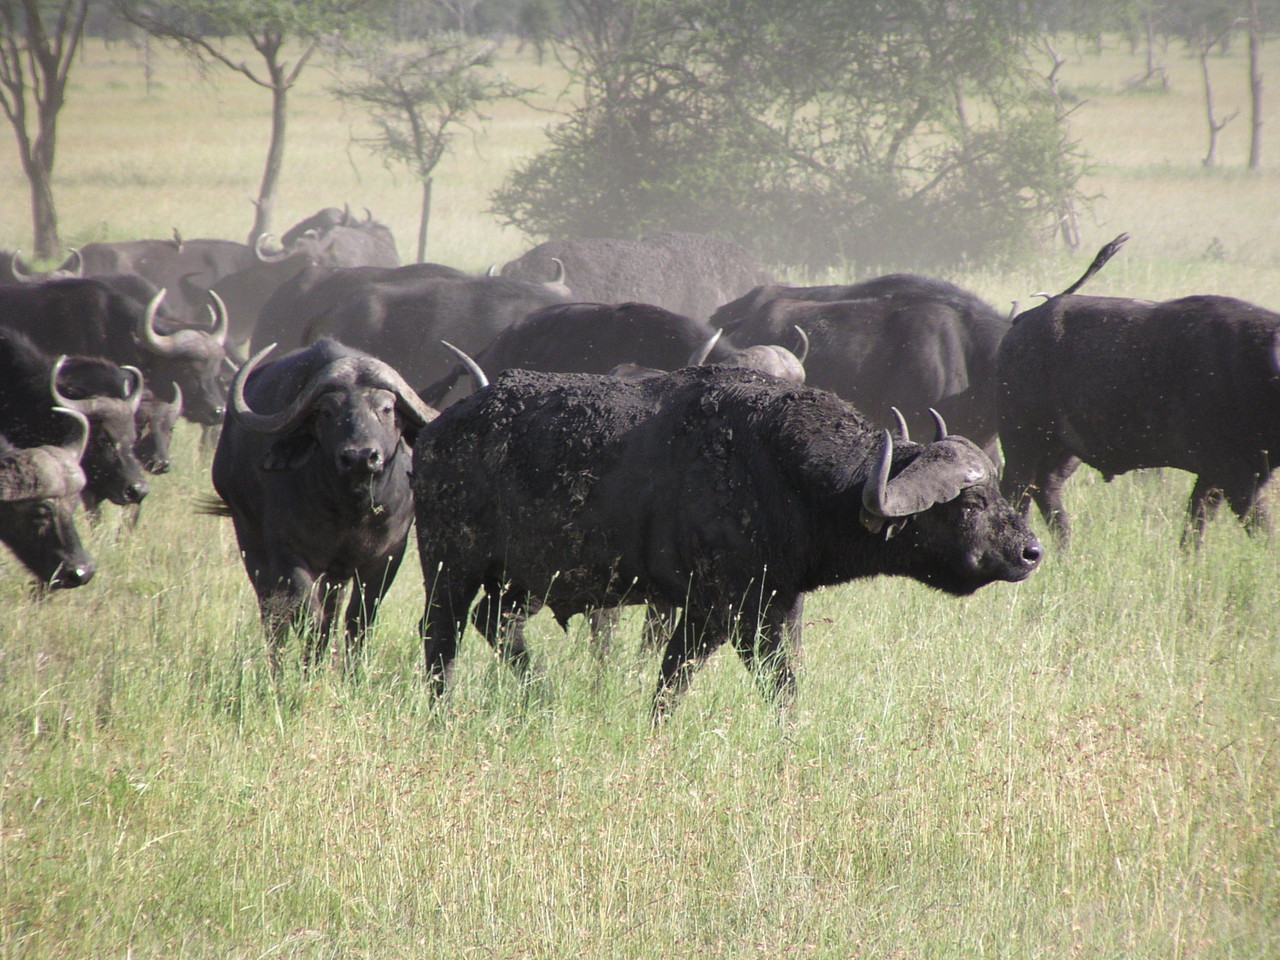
(208, 339, 437, 670)
(711, 275, 1009, 461)
(251, 261, 470, 359)
(412, 367, 1041, 719)
(0, 327, 149, 509)
(218, 207, 403, 356)
(997, 236, 1280, 545)
(133, 383, 183, 475)
(417, 301, 806, 406)
(500, 232, 772, 321)
(0, 279, 229, 424)
(71, 237, 253, 327)
(296, 274, 573, 402)
(0, 408, 94, 590)
(2, 249, 82, 283)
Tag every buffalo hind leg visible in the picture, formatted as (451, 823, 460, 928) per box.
(1185, 470, 1271, 546)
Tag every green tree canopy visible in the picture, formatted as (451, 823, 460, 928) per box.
(333, 37, 528, 260)
(492, 0, 1088, 270)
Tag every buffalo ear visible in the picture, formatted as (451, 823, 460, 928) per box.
(879, 437, 993, 517)
(260, 434, 316, 471)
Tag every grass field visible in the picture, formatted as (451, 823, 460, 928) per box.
(1, 34, 1278, 959)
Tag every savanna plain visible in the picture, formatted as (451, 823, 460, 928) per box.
(0, 35, 1278, 959)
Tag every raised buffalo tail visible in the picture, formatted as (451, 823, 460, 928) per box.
(1058, 233, 1129, 297)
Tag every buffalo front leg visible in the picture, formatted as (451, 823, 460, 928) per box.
(419, 572, 479, 698)
(471, 581, 532, 680)
(253, 565, 319, 677)
(343, 545, 408, 676)
(651, 608, 730, 723)
(731, 592, 803, 715)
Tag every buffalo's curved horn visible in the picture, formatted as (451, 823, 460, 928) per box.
(48, 357, 93, 417)
(54, 407, 90, 463)
(362, 207, 373, 224)
(64, 248, 83, 277)
(121, 365, 145, 414)
(356, 359, 437, 427)
(690, 329, 723, 366)
(230, 344, 302, 435)
(167, 382, 184, 421)
(549, 257, 566, 285)
(793, 326, 809, 364)
(862, 430, 895, 519)
(205, 290, 229, 346)
(890, 407, 909, 442)
(486, 263, 499, 277)
(9, 249, 34, 282)
(929, 408, 948, 442)
(254, 233, 293, 263)
(341, 202, 352, 225)
(440, 340, 489, 390)
(137, 290, 181, 356)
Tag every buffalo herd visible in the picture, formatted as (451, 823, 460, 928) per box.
(2, 213, 1277, 719)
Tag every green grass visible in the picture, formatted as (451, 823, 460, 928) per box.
(0, 35, 1279, 960)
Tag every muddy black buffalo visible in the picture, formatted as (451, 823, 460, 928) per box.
(998, 238, 1280, 545)
(0, 408, 94, 590)
(418, 301, 806, 406)
(711, 275, 1010, 462)
(208, 339, 437, 670)
(71, 236, 252, 328)
(412, 367, 1041, 719)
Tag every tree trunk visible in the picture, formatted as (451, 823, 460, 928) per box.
(1200, 41, 1236, 167)
(417, 177, 433, 263)
(248, 75, 289, 245)
(1248, 0, 1263, 170)
(25, 158, 60, 258)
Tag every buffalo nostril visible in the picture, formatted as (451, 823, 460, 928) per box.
(1023, 542, 1043, 565)
(57, 564, 95, 588)
(128, 482, 150, 502)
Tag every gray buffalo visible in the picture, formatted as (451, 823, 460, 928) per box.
(500, 232, 772, 320)
(413, 367, 1041, 719)
(208, 339, 437, 670)
(712, 274, 1010, 461)
(0, 408, 94, 590)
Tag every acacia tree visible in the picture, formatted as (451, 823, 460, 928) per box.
(120, 0, 383, 243)
(333, 38, 525, 261)
(0, 0, 90, 258)
(493, 0, 1087, 270)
